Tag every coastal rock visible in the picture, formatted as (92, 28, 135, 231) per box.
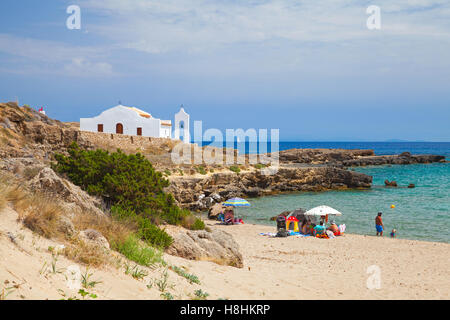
(27, 167, 104, 215)
(166, 228, 243, 268)
(400, 152, 411, 158)
(277, 148, 375, 164)
(270, 211, 291, 221)
(343, 154, 446, 167)
(0, 102, 91, 160)
(384, 180, 398, 187)
(57, 215, 76, 236)
(167, 167, 373, 211)
(79, 229, 110, 250)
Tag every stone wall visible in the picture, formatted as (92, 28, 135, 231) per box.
(79, 131, 179, 153)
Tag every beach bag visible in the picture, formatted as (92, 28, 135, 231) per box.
(276, 215, 287, 231)
(276, 230, 290, 237)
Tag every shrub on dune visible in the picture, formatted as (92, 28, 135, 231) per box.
(53, 142, 203, 249)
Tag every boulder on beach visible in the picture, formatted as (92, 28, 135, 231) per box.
(208, 203, 226, 220)
(79, 229, 110, 250)
(166, 228, 243, 268)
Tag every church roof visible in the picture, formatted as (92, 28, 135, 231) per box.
(125, 106, 152, 118)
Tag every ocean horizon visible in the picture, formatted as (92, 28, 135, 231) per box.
(200, 141, 450, 157)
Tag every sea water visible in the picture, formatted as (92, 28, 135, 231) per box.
(226, 142, 450, 243)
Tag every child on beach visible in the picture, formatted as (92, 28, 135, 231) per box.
(390, 229, 397, 238)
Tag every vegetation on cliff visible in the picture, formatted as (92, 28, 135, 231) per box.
(52, 142, 204, 248)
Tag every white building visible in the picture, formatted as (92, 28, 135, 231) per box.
(174, 107, 190, 143)
(80, 104, 189, 140)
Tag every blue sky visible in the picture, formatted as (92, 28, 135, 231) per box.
(0, 0, 449, 141)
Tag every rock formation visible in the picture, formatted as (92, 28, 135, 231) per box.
(165, 227, 243, 268)
(384, 180, 398, 187)
(167, 166, 373, 210)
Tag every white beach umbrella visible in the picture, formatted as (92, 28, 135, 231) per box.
(304, 205, 342, 216)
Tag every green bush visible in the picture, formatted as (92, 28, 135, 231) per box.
(135, 215, 174, 248)
(111, 206, 173, 248)
(53, 143, 193, 223)
(191, 218, 205, 230)
(53, 143, 202, 248)
(253, 163, 267, 169)
(53, 143, 170, 214)
(112, 235, 164, 267)
(229, 165, 241, 173)
(196, 166, 207, 175)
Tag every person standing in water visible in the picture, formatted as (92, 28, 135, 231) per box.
(375, 212, 384, 236)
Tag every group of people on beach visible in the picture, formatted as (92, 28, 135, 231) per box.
(375, 212, 396, 238)
(299, 217, 341, 237)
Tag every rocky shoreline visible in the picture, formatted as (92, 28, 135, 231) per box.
(168, 150, 446, 211)
(167, 166, 373, 211)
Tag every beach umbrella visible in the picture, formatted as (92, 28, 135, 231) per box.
(223, 197, 251, 207)
(222, 197, 250, 222)
(304, 205, 342, 216)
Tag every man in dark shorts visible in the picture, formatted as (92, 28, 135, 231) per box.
(375, 212, 384, 236)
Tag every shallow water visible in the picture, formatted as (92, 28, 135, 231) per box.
(227, 162, 450, 243)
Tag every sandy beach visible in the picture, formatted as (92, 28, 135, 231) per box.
(176, 221, 450, 300)
(1, 205, 449, 300)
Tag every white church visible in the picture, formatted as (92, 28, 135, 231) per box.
(80, 104, 190, 142)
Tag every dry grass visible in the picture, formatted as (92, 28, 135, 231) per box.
(0, 182, 63, 239)
(0, 173, 161, 269)
(0, 174, 110, 266)
(72, 210, 135, 247)
(22, 196, 63, 239)
(63, 237, 111, 267)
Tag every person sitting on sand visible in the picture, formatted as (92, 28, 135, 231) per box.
(301, 218, 311, 234)
(390, 229, 397, 238)
(313, 221, 326, 236)
(300, 218, 308, 234)
(307, 222, 316, 235)
(375, 212, 384, 236)
(327, 220, 340, 236)
(224, 209, 235, 225)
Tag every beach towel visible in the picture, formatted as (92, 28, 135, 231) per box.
(295, 234, 311, 238)
(259, 232, 277, 237)
(316, 234, 328, 239)
(326, 230, 336, 239)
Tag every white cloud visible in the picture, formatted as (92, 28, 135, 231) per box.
(0, 33, 115, 77)
(80, 0, 450, 54)
(63, 58, 114, 77)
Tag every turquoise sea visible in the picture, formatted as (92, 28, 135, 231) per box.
(227, 142, 450, 243)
